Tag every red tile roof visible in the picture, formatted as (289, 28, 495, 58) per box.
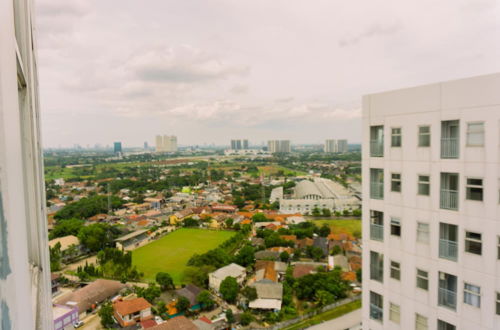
(113, 297, 152, 316)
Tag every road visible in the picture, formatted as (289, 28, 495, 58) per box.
(307, 309, 361, 330)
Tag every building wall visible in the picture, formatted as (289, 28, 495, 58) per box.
(362, 73, 500, 330)
(0, 0, 53, 328)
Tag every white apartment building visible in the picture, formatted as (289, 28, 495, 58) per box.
(362, 73, 500, 330)
(155, 135, 178, 152)
(230, 139, 249, 150)
(325, 139, 349, 153)
(268, 140, 291, 153)
(0, 0, 53, 328)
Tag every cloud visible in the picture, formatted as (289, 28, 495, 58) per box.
(339, 22, 403, 47)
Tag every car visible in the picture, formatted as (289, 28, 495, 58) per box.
(155, 316, 164, 324)
(73, 320, 84, 328)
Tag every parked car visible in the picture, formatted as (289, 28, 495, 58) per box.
(73, 320, 84, 328)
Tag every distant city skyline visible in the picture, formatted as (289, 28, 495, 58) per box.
(36, 0, 500, 147)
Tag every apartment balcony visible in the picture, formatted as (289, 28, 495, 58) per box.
(370, 223, 384, 241)
(438, 287, 457, 310)
(370, 140, 384, 157)
(441, 137, 459, 159)
(370, 304, 383, 321)
(440, 189, 458, 210)
(370, 182, 384, 200)
(439, 239, 458, 261)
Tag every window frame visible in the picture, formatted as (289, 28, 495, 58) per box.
(390, 260, 401, 281)
(390, 217, 401, 237)
(391, 127, 402, 147)
(416, 314, 428, 330)
(389, 302, 400, 324)
(417, 222, 430, 244)
(416, 268, 429, 291)
(465, 231, 482, 255)
(496, 292, 500, 315)
(418, 125, 431, 147)
(391, 173, 401, 192)
(418, 175, 430, 196)
(466, 177, 483, 201)
(466, 121, 484, 147)
(463, 282, 481, 308)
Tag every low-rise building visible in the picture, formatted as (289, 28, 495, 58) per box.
(208, 263, 246, 292)
(249, 282, 283, 311)
(53, 304, 79, 330)
(113, 297, 153, 327)
(115, 229, 149, 250)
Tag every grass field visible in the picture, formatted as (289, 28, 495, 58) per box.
(283, 299, 361, 330)
(311, 219, 361, 236)
(132, 228, 236, 284)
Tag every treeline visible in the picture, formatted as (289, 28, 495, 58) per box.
(54, 195, 124, 220)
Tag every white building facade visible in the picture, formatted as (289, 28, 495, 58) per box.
(362, 73, 500, 330)
(324, 139, 349, 153)
(155, 135, 177, 152)
(268, 140, 291, 153)
(0, 0, 53, 328)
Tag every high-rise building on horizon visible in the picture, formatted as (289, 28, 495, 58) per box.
(324, 139, 349, 153)
(155, 135, 178, 152)
(362, 73, 500, 330)
(114, 141, 122, 154)
(0, 0, 53, 328)
(230, 139, 249, 150)
(268, 140, 291, 153)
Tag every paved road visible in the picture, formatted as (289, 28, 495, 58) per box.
(307, 309, 361, 330)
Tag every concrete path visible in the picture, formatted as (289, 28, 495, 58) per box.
(307, 309, 361, 330)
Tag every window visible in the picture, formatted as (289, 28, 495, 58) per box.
(370, 210, 384, 241)
(464, 283, 481, 307)
(389, 303, 400, 324)
(496, 292, 500, 315)
(498, 236, 500, 260)
(441, 120, 460, 159)
(370, 168, 384, 200)
(391, 128, 402, 147)
(417, 222, 430, 244)
(416, 269, 429, 290)
(391, 173, 401, 192)
(418, 125, 431, 147)
(370, 125, 384, 157)
(390, 261, 400, 280)
(370, 291, 383, 322)
(438, 272, 457, 310)
(466, 178, 483, 201)
(465, 231, 482, 255)
(370, 251, 384, 282)
(466, 122, 484, 146)
(440, 172, 459, 210)
(416, 314, 428, 330)
(390, 217, 401, 237)
(418, 175, 430, 196)
(439, 223, 458, 261)
(438, 320, 456, 330)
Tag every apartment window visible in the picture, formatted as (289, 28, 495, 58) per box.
(440, 173, 459, 210)
(438, 272, 457, 310)
(496, 292, 500, 315)
(370, 251, 384, 282)
(390, 217, 401, 237)
(441, 120, 459, 159)
(370, 291, 383, 322)
(464, 283, 481, 308)
(370, 210, 384, 241)
(418, 125, 431, 147)
(389, 303, 400, 324)
(466, 122, 484, 146)
(416, 269, 429, 290)
(391, 128, 402, 147)
(439, 223, 458, 261)
(465, 231, 482, 255)
(466, 178, 483, 201)
(370, 125, 384, 157)
(418, 175, 430, 196)
(391, 173, 401, 192)
(390, 261, 400, 280)
(417, 222, 430, 244)
(497, 237, 500, 260)
(370, 168, 384, 200)
(438, 320, 456, 330)
(416, 314, 428, 330)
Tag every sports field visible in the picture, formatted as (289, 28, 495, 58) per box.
(311, 219, 361, 237)
(132, 228, 235, 284)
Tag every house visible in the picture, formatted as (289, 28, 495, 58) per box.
(313, 237, 329, 256)
(292, 264, 316, 279)
(250, 237, 264, 247)
(211, 204, 237, 213)
(149, 316, 198, 330)
(286, 215, 306, 225)
(280, 235, 297, 245)
(53, 304, 79, 330)
(144, 197, 163, 209)
(49, 235, 80, 252)
(115, 229, 149, 250)
(249, 282, 283, 311)
(55, 279, 126, 316)
(255, 250, 280, 261)
(254, 261, 287, 283)
(193, 316, 215, 330)
(113, 297, 153, 327)
(209, 263, 246, 292)
(175, 284, 203, 309)
(296, 237, 314, 250)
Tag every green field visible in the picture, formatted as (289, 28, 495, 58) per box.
(132, 228, 236, 284)
(310, 219, 361, 236)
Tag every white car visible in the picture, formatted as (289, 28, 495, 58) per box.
(73, 320, 84, 328)
(155, 316, 164, 324)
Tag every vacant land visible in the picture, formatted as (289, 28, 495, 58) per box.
(311, 219, 361, 236)
(132, 228, 235, 284)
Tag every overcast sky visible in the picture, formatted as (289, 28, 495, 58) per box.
(36, 0, 500, 148)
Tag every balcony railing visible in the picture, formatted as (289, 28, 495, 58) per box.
(441, 137, 459, 159)
(438, 287, 457, 310)
(370, 304, 383, 321)
(439, 239, 458, 261)
(370, 182, 384, 200)
(370, 140, 384, 157)
(370, 223, 384, 241)
(440, 189, 458, 210)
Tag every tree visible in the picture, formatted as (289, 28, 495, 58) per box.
(280, 251, 290, 262)
(352, 209, 361, 217)
(183, 265, 215, 288)
(356, 268, 362, 282)
(78, 223, 112, 252)
(49, 242, 62, 271)
(318, 224, 331, 237)
(219, 276, 239, 303)
(98, 302, 115, 328)
(49, 218, 84, 239)
(176, 296, 191, 313)
(225, 309, 235, 324)
(252, 213, 268, 223)
(156, 272, 175, 291)
(241, 286, 257, 301)
(197, 290, 215, 310)
(225, 218, 234, 228)
(240, 311, 254, 326)
(321, 208, 331, 217)
(331, 245, 342, 256)
(183, 217, 199, 227)
(136, 283, 161, 303)
(312, 207, 321, 217)
(342, 209, 351, 216)
(315, 290, 335, 306)
(235, 245, 255, 267)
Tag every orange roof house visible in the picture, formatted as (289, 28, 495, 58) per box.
(113, 297, 153, 327)
(280, 235, 297, 243)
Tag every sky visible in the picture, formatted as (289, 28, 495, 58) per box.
(36, 0, 500, 148)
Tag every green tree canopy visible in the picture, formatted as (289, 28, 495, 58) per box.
(156, 272, 175, 291)
(176, 296, 191, 313)
(196, 290, 215, 310)
(219, 276, 239, 303)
